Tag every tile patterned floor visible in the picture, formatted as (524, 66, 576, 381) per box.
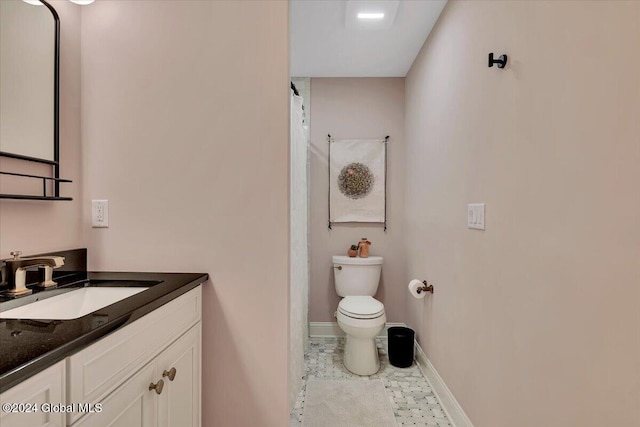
(290, 337, 451, 427)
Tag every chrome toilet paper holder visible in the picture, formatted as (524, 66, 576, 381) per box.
(417, 280, 434, 294)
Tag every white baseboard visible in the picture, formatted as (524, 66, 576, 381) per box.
(414, 341, 474, 427)
(308, 321, 407, 338)
(309, 321, 344, 337)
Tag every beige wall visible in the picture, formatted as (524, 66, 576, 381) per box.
(0, 0, 82, 257)
(310, 78, 406, 321)
(405, 1, 640, 426)
(81, 1, 290, 426)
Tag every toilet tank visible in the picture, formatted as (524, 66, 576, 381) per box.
(332, 256, 383, 297)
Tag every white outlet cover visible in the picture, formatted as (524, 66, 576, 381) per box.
(92, 200, 109, 228)
(468, 203, 485, 230)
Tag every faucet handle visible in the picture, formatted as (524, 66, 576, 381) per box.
(10, 251, 21, 259)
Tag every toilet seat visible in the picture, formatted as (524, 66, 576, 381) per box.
(338, 296, 384, 319)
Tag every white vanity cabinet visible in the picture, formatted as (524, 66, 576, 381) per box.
(0, 361, 66, 427)
(68, 285, 202, 427)
(0, 284, 202, 427)
(73, 324, 201, 427)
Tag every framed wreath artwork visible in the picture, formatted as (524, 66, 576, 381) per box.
(328, 138, 387, 229)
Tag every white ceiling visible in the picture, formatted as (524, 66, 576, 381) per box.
(290, 0, 448, 77)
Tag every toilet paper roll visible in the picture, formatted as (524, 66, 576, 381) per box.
(408, 279, 426, 299)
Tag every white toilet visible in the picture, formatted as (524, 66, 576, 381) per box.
(333, 255, 386, 375)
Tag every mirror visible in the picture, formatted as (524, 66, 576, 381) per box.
(0, 0, 58, 163)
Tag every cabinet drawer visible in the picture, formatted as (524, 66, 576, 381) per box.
(67, 286, 201, 424)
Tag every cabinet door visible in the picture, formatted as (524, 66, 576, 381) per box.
(156, 323, 201, 427)
(0, 361, 65, 427)
(73, 361, 157, 427)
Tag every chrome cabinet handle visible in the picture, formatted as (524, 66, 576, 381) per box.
(149, 379, 164, 394)
(163, 367, 177, 381)
(333, 266, 342, 270)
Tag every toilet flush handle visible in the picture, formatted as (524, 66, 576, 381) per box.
(333, 266, 342, 271)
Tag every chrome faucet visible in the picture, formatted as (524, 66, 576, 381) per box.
(2, 251, 65, 297)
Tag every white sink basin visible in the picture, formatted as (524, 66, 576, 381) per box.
(0, 287, 148, 320)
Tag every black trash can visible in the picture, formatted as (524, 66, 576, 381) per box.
(388, 326, 415, 368)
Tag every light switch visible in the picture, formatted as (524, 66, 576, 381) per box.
(468, 203, 485, 230)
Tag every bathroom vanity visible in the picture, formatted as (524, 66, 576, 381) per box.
(0, 249, 207, 427)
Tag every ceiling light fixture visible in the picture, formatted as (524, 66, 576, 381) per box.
(357, 12, 385, 20)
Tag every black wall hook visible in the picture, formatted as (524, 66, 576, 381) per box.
(488, 53, 508, 69)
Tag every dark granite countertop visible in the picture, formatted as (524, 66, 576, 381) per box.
(0, 249, 208, 393)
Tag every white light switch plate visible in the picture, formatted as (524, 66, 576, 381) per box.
(92, 200, 109, 228)
(468, 203, 485, 230)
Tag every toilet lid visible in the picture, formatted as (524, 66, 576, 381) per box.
(338, 296, 384, 319)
